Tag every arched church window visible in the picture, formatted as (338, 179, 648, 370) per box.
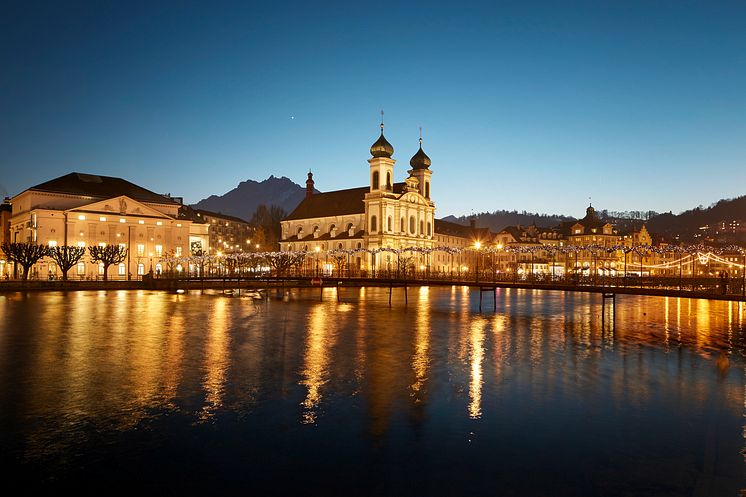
(427, 221, 431, 236)
(400, 218, 405, 232)
(425, 182, 430, 199)
(372, 171, 379, 190)
(420, 220, 424, 235)
(409, 216, 416, 234)
(387, 216, 392, 232)
(371, 215, 377, 232)
(386, 172, 392, 190)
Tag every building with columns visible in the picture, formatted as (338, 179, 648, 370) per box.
(8, 172, 208, 279)
(280, 123, 440, 273)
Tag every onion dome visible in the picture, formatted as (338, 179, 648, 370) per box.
(370, 124, 394, 158)
(409, 138, 431, 169)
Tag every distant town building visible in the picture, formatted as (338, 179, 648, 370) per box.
(179, 206, 255, 254)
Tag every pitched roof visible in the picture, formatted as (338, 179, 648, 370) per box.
(284, 183, 407, 221)
(434, 219, 474, 238)
(28, 172, 177, 205)
(192, 208, 251, 225)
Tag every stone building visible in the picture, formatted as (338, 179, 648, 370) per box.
(8, 172, 207, 280)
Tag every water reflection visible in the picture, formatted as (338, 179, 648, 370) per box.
(1, 289, 745, 494)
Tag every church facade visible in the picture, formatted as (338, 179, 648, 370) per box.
(280, 123, 441, 273)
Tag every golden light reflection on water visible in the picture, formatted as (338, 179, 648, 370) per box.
(468, 318, 486, 419)
(300, 304, 336, 424)
(2, 288, 746, 469)
(201, 297, 231, 420)
(411, 287, 430, 401)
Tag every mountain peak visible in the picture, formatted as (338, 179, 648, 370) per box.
(192, 175, 311, 221)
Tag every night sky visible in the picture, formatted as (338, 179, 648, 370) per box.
(1, 0, 745, 218)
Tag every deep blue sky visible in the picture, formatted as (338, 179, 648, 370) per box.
(1, 1, 745, 218)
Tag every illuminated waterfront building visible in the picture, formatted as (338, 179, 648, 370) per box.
(7, 172, 210, 279)
(280, 122, 447, 273)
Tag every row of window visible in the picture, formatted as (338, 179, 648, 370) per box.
(48, 240, 182, 257)
(370, 215, 432, 236)
(74, 215, 181, 227)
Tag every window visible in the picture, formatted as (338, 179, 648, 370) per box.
(155, 263, 162, 274)
(77, 262, 85, 275)
(155, 245, 163, 257)
(370, 215, 377, 232)
(118, 263, 126, 275)
(427, 221, 432, 236)
(99, 217, 106, 222)
(48, 240, 57, 247)
(401, 218, 405, 232)
(372, 171, 379, 189)
(137, 244, 145, 256)
(387, 216, 392, 232)
(156, 221, 163, 226)
(119, 218, 126, 223)
(420, 220, 424, 235)
(386, 172, 391, 189)
(98, 263, 104, 275)
(425, 182, 430, 199)
(410, 216, 416, 234)
(78, 215, 86, 221)
(77, 241, 85, 248)
(137, 263, 145, 275)
(98, 242, 106, 248)
(175, 247, 182, 257)
(119, 243, 126, 250)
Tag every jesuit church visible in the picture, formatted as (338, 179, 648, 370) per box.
(280, 122, 445, 272)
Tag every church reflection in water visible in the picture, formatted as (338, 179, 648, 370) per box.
(2, 287, 745, 493)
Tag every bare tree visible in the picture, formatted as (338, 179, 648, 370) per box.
(264, 252, 305, 276)
(48, 245, 86, 281)
(0, 242, 49, 280)
(88, 245, 128, 281)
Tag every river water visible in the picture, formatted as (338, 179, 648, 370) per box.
(1, 287, 744, 495)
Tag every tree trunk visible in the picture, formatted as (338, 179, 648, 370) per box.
(22, 265, 30, 281)
(62, 270, 68, 281)
(102, 265, 109, 281)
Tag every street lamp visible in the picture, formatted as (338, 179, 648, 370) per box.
(474, 241, 481, 282)
(315, 246, 321, 276)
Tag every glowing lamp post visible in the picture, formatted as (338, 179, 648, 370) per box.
(474, 241, 482, 283)
(315, 246, 321, 276)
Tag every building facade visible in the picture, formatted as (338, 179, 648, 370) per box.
(8, 172, 206, 280)
(280, 124, 441, 273)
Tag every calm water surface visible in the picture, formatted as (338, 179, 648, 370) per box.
(1, 287, 745, 496)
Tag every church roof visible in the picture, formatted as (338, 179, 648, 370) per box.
(284, 183, 406, 221)
(434, 219, 475, 238)
(27, 172, 178, 205)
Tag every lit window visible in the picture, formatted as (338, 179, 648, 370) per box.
(98, 263, 104, 275)
(77, 241, 86, 248)
(118, 263, 126, 275)
(176, 264, 183, 272)
(78, 215, 86, 221)
(155, 245, 162, 257)
(99, 217, 107, 222)
(175, 247, 182, 256)
(98, 242, 106, 248)
(155, 263, 162, 274)
(138, 220, 145, 225)
(77, 262, 85, 275)
(48, 240, 58, 247)
(137, 244, 145, 256)
(118, 243, 126, 250)
(156, 221, 163, 226)
(176, 223, 182, 228)
(119, 218, 126, 223)
(137, 263, 145, 275)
